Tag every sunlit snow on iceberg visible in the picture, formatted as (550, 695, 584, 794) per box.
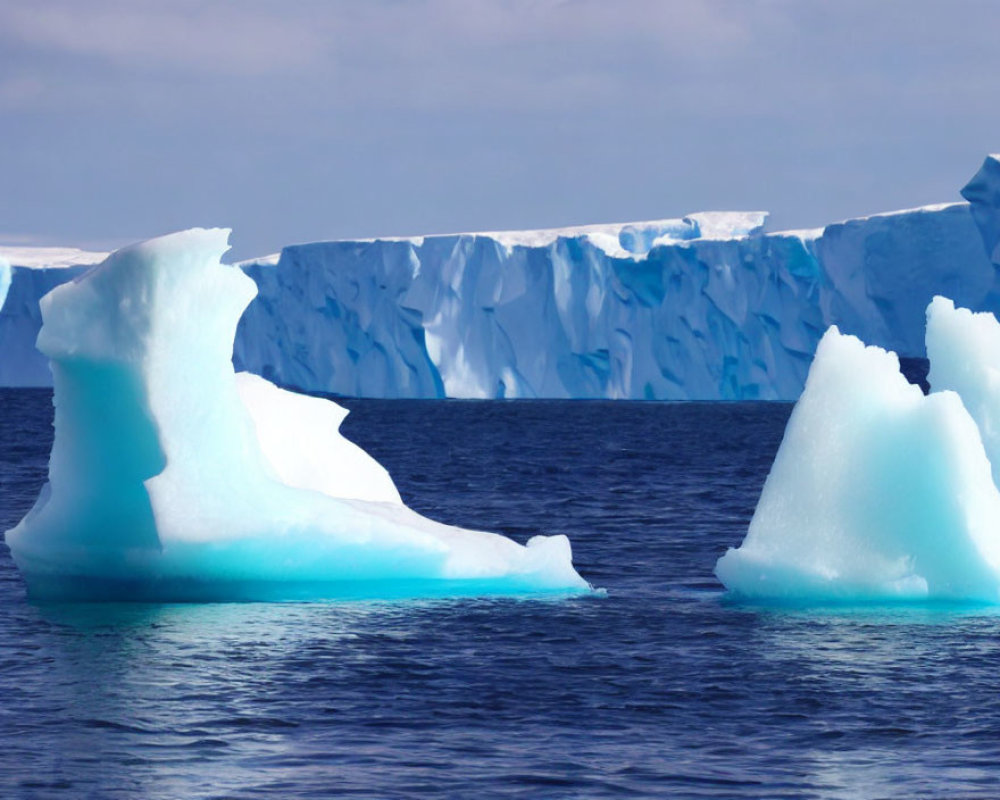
(5, 229, 590, 601)
(717, 296, 1000, 604)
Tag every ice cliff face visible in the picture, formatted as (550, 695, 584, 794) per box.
(3, 157, 1000, 400)
(963, 154, 1000, 268)
(234, 201, 996, 400)
(0, 248, 104, 387)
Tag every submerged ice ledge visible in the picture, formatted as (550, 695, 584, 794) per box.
(5, 228, 590, 602)
(716, 296, 1000, 605)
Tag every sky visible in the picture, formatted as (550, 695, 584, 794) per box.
(1, 0, 999, 261)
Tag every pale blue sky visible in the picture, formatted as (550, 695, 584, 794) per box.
(1, 0, 999, 260)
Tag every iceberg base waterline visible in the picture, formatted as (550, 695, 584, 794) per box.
(18, 575, 588, 604)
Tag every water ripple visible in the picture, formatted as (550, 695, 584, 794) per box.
(3, 392, 1000, 797)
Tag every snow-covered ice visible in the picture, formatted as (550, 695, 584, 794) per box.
(0, 245, 108, 270)
(234, 202, 995, 400)
(3, 182, 997, 400)
(5, 229, 589, 601)
(716, 298, 1000, 604)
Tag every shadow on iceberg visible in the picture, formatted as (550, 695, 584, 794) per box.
(4, 228, 590, 602)
(717, 296, 1000, 605)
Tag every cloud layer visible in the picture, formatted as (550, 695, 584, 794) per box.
(2, 0, 999, 258)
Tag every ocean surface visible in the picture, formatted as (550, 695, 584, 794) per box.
(2, 389, 1000, 799)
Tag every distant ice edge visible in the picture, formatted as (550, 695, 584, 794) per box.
(4, 153, 1000, 400)
(716, 296, 1000, 604)
(5, 228, 590, 602)
(234, 199, 995, 401)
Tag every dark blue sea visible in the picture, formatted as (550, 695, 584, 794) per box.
(3, 389, 1000, 799)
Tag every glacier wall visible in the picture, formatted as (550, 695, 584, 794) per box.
(963, 153, 1000, 268)
(234, 200, 997, 400)
(3, 155, 999, 400)
(0, 262, 91, 387)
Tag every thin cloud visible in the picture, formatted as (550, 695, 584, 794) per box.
(0, 1, 332, 76)
(0, 0, 998, 257)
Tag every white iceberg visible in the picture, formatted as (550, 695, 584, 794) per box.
(716, 298, 1000, 603)
(925, 296, 1000, 488)
(5, 228, 589, 601)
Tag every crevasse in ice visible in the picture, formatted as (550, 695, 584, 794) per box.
(5, 228, 589, 601)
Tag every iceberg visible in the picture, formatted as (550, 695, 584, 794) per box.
(925, 296, 1000, 488)
(5, 229, 589, 601)
(716, 298, 1000, 604)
